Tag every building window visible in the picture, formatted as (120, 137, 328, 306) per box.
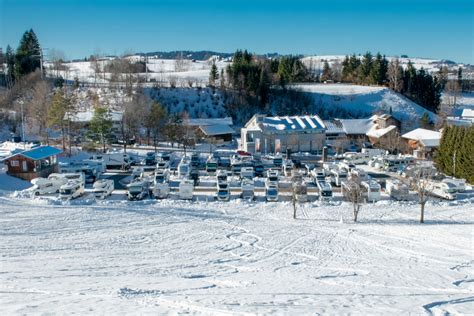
(11, 160, 19, 167)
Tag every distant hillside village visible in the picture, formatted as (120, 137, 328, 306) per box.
(0, 29, 473, 183)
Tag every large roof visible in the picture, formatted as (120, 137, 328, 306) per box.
(3, 146, 62, 161)
(199, 124, 234, 136)
(323, 120, 345, 134)
(338, 118, 375, 135)
(186, 117, 233, 126)
(461, 109, 474, 119)
(402, 128, 441, 141)
(258, 115, 325, 132)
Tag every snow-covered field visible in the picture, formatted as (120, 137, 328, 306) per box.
(1, 188, 473, 314)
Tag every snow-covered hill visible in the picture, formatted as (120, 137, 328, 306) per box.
(291, 84, 437, 126)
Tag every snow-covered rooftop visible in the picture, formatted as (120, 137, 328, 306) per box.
(461, 108, 474, 119)
(338, 118, 375, 135)
(402, 128, 441, 142)
(258, 115, 325, 132)
(186, 117, 233, 126)
(199, 124, 234, 136)
(366, 125, 397, 139)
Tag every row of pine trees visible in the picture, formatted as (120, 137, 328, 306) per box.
(435, 125, 474, 183)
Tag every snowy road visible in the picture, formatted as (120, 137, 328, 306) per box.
(1, 196, 473, 314)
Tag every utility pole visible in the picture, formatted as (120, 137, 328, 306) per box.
(19, 100, 26, 149)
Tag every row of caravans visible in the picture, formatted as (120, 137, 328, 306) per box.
(27, 173, 86, 200)
(341, 179, 382, 203)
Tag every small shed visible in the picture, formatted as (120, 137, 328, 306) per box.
(2, 146, 62, 181)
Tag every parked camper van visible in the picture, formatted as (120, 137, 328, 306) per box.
(327, 169, 347, 187)
(59, 180, 85, 200)
(385, 179, 409, 201)
(343, 152, 370, 164)
(240, 166, 254, 179)
(48, 173, 85, 186)
(151, 169, 170, 199)
(178, 160, 191, 178)
(178, 179, 194, 200)
(216, 170, 228, 183)
(265, 183, 279, 202)
(90, 153, 130, 170)
(442, 178, 466, 193)
(266, 169, 279, 187)
(206, 157, 218, 174)
(28, 177, 64, 196)
(127, 180, 149, 201)
(361, 180, 381, 202)
(282, 159, 294, 176)
(317, 180, 333, 201)
(241, 178, 255, 200)
(216, 181, 231, 201)
(424, 181, 457, 200)
(310, 169, 326, 184)
(156, 159, 170, 170)
(93, 179, 114, 199)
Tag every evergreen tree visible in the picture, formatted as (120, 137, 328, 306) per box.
(419, 112, 431, 129)
(358, 52, 373, 83)
(89, 106, 112, 153)
(15, 29, 42, 79)
(5, 45, 15, 87)
(209, 61, 219, 87)
(320, 61, 332, 82)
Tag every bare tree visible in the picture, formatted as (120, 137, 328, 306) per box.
(48, 49, 66, 79)
(409, 168, 435, 223)
(342, 175, 364, 222)
(444, 80, 461, 107)
(376, 130, 403, 154)
(332, 137, 350, 155)
(174, 52, 190, 72)
(387, 58, 403, 93)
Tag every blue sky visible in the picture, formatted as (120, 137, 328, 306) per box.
(1, 0, 473, 63)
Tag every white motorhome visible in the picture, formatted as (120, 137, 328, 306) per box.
(206, 158, 218, 174)
(240, 166, 254, 179)
(343, 152, 370, 165)
(59, 163, 97, 183)
(178, 179, 194, 200)
(241, 178, 255, 200)
(178, 160, 191, 178)
(28, 177, 65, 196)
(361, 148, 387, 158)
(317, 181, 333, 201)
(48, 173, 85, 186)
(216, 181, 230, 201)
(216, 170, 228, 183)
(127, 180, 149, 201)
(282, 159, 294, 176)
(90, 153, 130, 170)
(92, 179, 114, 199)
(151, 169, 170, 199)
(59, 180, 85, 200)
(385, 179, 410, 201)
(265, 183, 279, 202)
(361, 180, 381, 202)
(327, 169, 347, 187)
(266, 169, 279, 187)
(310, 169, 326, 184)
(424, 181, 457, 200)
(442, 178, 466, 193)
(156, 159, 170, 170)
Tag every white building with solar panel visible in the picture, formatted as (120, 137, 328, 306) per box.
(241, 114, 326, 154)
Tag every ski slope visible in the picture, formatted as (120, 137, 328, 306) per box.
(1, 193, 472, 314)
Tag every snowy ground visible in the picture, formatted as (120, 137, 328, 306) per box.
(1, 187, 473, 314)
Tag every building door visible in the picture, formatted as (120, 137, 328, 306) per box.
(22, 161, 28, 172)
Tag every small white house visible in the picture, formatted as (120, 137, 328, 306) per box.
(241, 114, 326, 154)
